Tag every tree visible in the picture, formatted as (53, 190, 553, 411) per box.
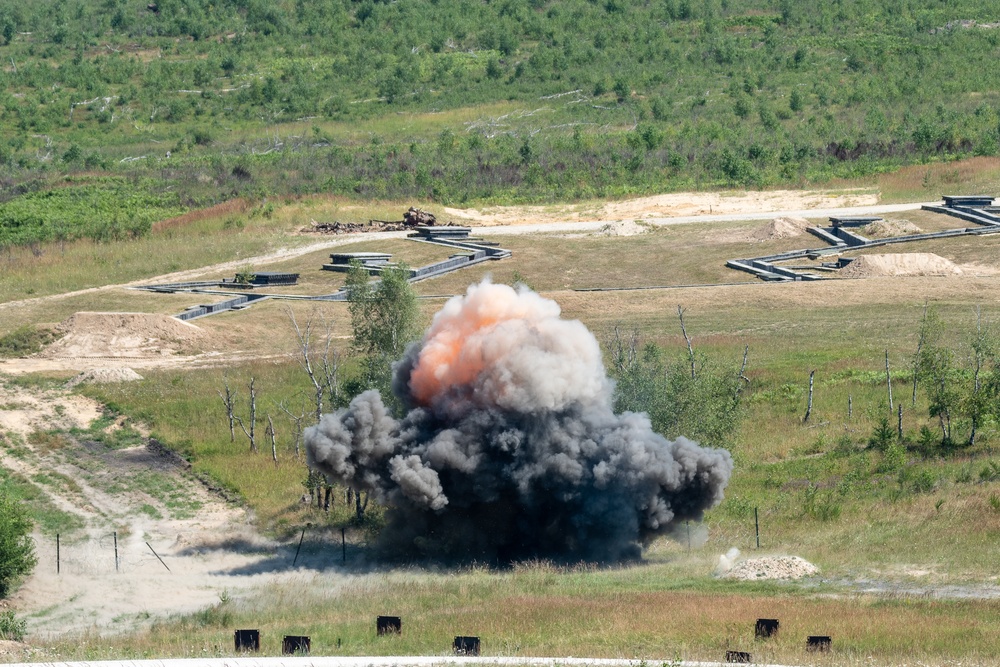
(345, 262, 420, 400)
(915, 309, 959, 445)
(607, 326, 747, 448)
(0, 491, 36, 598)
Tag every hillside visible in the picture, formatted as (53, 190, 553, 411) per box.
(3, 0, 1000, 248)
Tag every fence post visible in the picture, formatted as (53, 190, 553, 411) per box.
(114, 531, 119, 572)
(56, 533, 60, 574)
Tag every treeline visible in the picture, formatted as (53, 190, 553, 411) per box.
(1, 0, 1000, 243)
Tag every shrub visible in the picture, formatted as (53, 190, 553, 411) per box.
(0, 325, 55, 358)
(0, 492, 36, 597)
(0, 610, 25, 641)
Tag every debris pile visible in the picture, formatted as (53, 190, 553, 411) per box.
(403, 207, 437, 226)
(307, 220, 407, 234)
(65, 367, 145, 388)
(723, 555, 819, 580)
(307, 208, 441, 234)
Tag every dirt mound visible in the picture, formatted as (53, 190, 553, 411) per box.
(840, 253, 962, 278)
(724, 556, 819, 581)
(863, 219, 921, 238)
(749, 216, 811, 242)
(598, 220, 650, 237)
(41, 312, 204, 359)
(65, 367, 145, 388)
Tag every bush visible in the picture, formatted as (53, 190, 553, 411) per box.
(0, 610, 25, 641)
(0, 492, 36, 597)
(0, 325, 55, 358)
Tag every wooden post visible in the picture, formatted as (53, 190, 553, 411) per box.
(754, 507, 760, 549)
(885, 350, 893, 412)
(848, 394, 853, 419)
(293, 526, 307, 567)
(146, 542, 171, 572)
(804, 371, 815, 423)
(898, 404, 903, 440)
(114, 531, 119, 572)
(56, 534, 60, 574)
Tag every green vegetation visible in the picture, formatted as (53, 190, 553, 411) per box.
(345, 262, 420, 401)
(0, 324, 54, 357)
(1, 0, 1000, 250)
(0, 490, 37, 597)
(0, 610, 26, 641)
(0, 181, 185, 248)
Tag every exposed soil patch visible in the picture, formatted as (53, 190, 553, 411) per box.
(0, 380, 318, 640)
(40, 312, 205, 359)
(840, 253, 962, 278)
(597, 220, 650, 237)
(443, 190, 879, 227)
(863, 218, 922, 238)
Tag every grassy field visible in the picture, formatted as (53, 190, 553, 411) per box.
(30, 561, 1000, 665)
(4, 179, 1000, 663)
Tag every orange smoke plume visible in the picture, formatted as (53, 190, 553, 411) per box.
(406, 280, 605, 411)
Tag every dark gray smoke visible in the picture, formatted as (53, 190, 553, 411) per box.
(305, 280, 733, 563)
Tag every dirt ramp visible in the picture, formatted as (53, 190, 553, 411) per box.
(840, 253, 962, 278)
(42, 312, 205, 359)
(750, 216, 811, 241)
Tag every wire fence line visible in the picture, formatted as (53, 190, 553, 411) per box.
(48, 531, 173, 575)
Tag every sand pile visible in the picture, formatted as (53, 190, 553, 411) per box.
(41, 312, 205, 359)
(724, 556, 819, 581)
(839, 253, 962, 278)
(598, 219, 649, 237)
(65, 367, 144, 388)
(863, 219, 921, 238)
(748, 216, 811, 242)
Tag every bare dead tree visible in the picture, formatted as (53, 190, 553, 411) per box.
(734, 344, 750, 400)
(235, 376, 257, 453)
(803, 370, 815, 423)
(677, 305, 696, 379)
(288, 308, 325, 423)
(607, 325, 639, 373)
(277, 399, 307, 459)
(287, 307, 342, 423)
(266, 413, 278, 465)
(322, 345, 343, 409)
(218, 378, 237, 443)
(912, 302, 928, 407)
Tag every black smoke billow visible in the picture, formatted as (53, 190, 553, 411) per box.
(305, 280, 733, 563)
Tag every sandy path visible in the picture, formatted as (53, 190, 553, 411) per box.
(443, 188, 889, 226)
(0, 380, 330, 639)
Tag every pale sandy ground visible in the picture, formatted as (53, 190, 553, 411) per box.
(0, 380, 335, 641)
(443, 189, 881, 226)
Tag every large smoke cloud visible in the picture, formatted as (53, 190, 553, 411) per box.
(305, 280, 733, 563)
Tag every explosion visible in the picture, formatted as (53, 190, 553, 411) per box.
(305, 280, 733, 563)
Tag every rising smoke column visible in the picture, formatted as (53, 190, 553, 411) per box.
(305, 280, 733, 563)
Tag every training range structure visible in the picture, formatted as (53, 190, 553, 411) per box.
(726, 195, 1000, 281)
(304, 280, 733, 563)
(131, 227, 510, 320)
